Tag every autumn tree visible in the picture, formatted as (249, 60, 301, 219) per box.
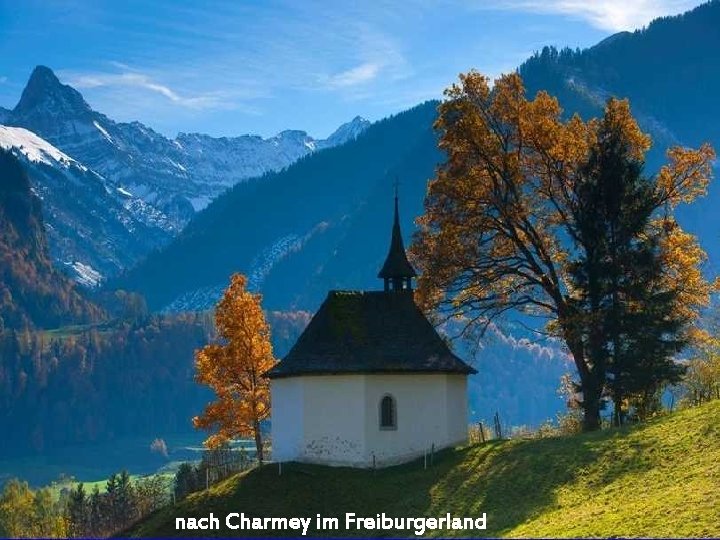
(0, 479, 67, 538)
(413, 71, 716, 430)
(679, 306, 720, 406)
(193, 273, 277, 461)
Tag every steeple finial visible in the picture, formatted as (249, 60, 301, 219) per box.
(378, 180, 416, 291)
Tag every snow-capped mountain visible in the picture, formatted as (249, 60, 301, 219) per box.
(316, 115, 369, 150)
(6, 66, 369, 224)
(173, 125, 365, 211)
(0, 125, 174, 285)
(1, 66, 369, 284)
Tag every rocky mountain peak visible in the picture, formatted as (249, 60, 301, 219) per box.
(13, 65, 92, 121)
(4, 65, 372, 285)
(321, 115, 370, 148)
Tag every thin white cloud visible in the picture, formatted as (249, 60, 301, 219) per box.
(323, 62, 382, 88)
(309, 21, 411, 94)
(66, 70, 232, 110)
(46, 4, 417, 127)
(483, 0, 702, 31)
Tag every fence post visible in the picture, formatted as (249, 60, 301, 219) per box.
(494, 412, 503, 440)
(205, 467, 209, 490)
(278, 461, 282, 476)
(479, 422, 485, 443)
(431, 443, 435, 466)
(424, 449, 427, 470)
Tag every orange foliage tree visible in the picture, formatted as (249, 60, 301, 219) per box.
(412, 71, 716, 431)
(193, 273, 277, 461)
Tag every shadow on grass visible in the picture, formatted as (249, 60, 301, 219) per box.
(425, 438, 600, 536)
(129, 428, 661, 538)
(450, 427, 666, 535)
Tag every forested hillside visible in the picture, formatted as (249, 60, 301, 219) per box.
(520, 1, 720, 150)
(0, 315, 210, 456)
(0, 309, 309, 457)
(519, 0, 720, 262)
(0, 150, 102, 329)
(111, 101, 441, 312)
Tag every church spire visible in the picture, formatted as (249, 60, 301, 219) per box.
(378, 184, 417, 291)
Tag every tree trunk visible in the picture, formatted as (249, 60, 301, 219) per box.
(253, 420, 264, 464)
(613, 396, 623, 427)
(563, 326, 603, 432)
(582, 386, 602, 431)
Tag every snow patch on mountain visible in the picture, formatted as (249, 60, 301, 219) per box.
(64, 261, 103, 287)
(0, 125, 78, 168)
(93, 120, 114, 143)
(6, 66, 372, 224)
(188, 195, 213, 211)
(161, 285, 225, 313)
(0, 123, 174, 285)
(161, 222, 331, 312)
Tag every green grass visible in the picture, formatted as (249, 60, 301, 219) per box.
(39, 320, 119, 340)
(47, 473, 175, 500)
(128, 401, 720, 538)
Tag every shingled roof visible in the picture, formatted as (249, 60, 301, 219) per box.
(266, 290, 476, 378)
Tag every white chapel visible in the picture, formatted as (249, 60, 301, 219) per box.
(266, 195, 476, 467)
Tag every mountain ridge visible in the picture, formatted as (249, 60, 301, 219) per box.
(5, 66, 369, 223)
(111, 100, 441, 312)
(0, 125, 174, 285)
(1, 66, 370, 283)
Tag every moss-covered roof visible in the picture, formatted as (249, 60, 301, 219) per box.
(266, 290, 476, 378)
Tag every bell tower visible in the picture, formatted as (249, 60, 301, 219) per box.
(378, 186, 417, 291)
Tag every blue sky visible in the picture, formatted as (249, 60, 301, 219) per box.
(0, 0, 705, 139)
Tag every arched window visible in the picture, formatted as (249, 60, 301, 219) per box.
(379, 395, 397, 430)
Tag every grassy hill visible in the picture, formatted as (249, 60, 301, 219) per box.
(128, 401, 720, 538)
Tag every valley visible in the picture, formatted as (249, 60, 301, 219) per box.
(1, 2, 720, 519)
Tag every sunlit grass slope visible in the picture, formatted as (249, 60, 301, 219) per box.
(128, 401, 720, 538)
